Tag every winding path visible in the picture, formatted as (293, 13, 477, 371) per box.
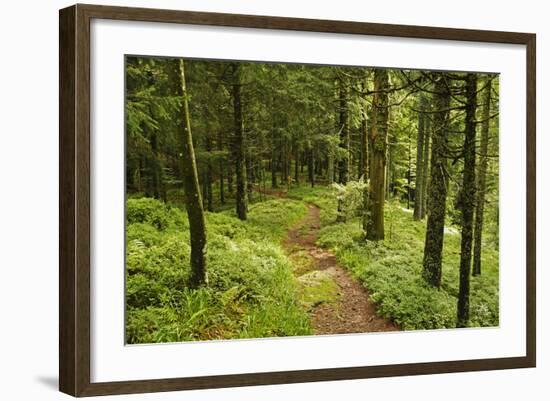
(283, 204, 398, 335)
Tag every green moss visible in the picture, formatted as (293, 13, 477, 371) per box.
(298, 271, 340, 310)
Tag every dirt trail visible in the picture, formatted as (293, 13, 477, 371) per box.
(283, 204, 398, 335)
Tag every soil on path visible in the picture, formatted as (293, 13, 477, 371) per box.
(283, 204, 398, 335)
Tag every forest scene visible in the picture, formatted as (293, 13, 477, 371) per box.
(125, 55, 500, 344)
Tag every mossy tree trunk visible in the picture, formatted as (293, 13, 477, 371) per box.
(366, 69, 389, 241)
(473, 77, 492, 276)
(456, 74, 478, 327)
(422, 74, 451, 287)
(231, 63, 248, 220)
(175, 59, 207, 288)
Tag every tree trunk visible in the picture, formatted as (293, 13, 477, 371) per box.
(294, 145, 300, 185)
(328, 154, 334, 185)
(271, 131, 278, 188)
(205, 135, 214, 212)
(227, 162, 233, 194)
(473, 77, 492, 276)
(361, 99, 369, 233)
(407, 128, 412, 209)
(308, 146, 315, 187)
(422, 74, 451, 288)
(231, 63, 247, 220)
(217, 130, 225, 205)
(457, 74, 478, 327)
(366, 69, 389, 241)
(175, 59, 207, 288)
(338, 77, 349, 184)
(246, 153, 254, 203)
(137, 158, 144, 193)
(150, 130, 161, 200)
(413, 93, 427, 219)
(421, 107, 431, 219)
(336, 76, 349, 222)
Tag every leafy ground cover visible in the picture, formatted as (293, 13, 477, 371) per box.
(125, 197, 311, 343)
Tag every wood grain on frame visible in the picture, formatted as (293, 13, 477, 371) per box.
(59, 3, 536, 396)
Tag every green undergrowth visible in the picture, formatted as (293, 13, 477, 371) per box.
(301, 189, 499, 331)
(125, 197, 311, 344)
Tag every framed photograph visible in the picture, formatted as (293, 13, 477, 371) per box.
(59, 4, 536, 397)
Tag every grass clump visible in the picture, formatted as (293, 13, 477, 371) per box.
(125, 197, 311, 344)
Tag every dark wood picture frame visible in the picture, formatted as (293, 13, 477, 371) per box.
(59, 3, 536, 397)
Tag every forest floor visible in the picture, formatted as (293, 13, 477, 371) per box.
(283, 203, 398, 335)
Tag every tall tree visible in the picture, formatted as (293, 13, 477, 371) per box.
(472, 77, 492, 276)
(175, 59, 207, 288)
(413, 92, 427, 219)
(231, 63, 248, 220)
(366, 69, 389, 241)
(457, 74, 478, 327)
(422, 73, 451, 287)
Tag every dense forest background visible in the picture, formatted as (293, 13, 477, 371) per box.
(125, 56, 499, 344)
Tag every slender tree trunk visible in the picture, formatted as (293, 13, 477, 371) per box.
(294, 144, 300, 185)
(473, 78, 492, 276)
(423, 74, 451, 288)
(308, 146, 315, 187)
(150, 130, 161, 200)
(246, 153, 254, 203)
(227, 162, 233, 194)
(338, 78, 349, 184)
(217, 131, 225, 205)
(421, 109, 432, 219)
(286, 142, 292, 185)
(361, 98, 370, 233)
(175, 59, 207, 288)
(231, 63, 247, 220)
(407, 128, 412, 209)
(137, 157, 144, 193)
(271, 131, 278, 188)
(413, 93, 427, 219)
(366, 69, 389, 241)
(386, 142, 392, 199)
(457, 74, 478, 327)
(201, 168, 208, 209)
(205, 135, 214, 211)
(336, 76, 349, 222)
(327, 153, 334, 184)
